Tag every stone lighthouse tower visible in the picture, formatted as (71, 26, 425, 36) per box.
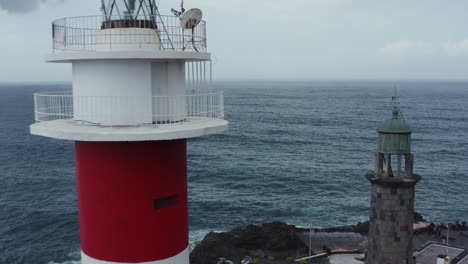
(365, 101, 421, 264)
(30, 1, 227, 264)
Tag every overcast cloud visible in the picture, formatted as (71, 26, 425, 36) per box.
(0, 0, 63, 14)
(0, 0, 468, 81)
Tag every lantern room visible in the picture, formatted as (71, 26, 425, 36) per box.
(374, 103, 414, 178)
(101, 0, 159, 20)
(377, 108, 412, 154)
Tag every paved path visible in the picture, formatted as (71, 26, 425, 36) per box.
(297, 232, 366, 253)
(329, 254, 365, 264)
(297, 230, 468, 254)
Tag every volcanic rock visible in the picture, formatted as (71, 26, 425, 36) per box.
(190, 222, 309, 264)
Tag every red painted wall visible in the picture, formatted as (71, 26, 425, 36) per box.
(76, 140, 188, 263)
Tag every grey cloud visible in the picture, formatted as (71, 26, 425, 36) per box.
(0, 0, 62, 14)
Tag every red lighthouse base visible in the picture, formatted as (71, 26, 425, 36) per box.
(75, 140, 189, 264)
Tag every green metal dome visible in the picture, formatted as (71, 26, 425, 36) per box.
(377, 107, 412, 154)
(377, 109, 412, 134)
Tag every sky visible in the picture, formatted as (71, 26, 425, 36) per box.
(1, 0, 468, 81)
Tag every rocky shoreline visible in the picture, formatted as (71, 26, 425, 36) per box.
(190, 222, 309, 264)
(189, 213, 437, 264)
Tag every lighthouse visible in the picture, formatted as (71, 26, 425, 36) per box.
(30, 1, 228, 264)
(365, 100, 420, 264)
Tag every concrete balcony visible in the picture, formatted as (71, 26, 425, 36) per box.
(31, 90, 227, 141)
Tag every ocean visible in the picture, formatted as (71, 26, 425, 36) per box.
(0, 81, 467, 264)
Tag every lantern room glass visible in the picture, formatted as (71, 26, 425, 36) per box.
(101, 0, 158, 20)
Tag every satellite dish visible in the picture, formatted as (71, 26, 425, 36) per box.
(180, 8, 203, 29)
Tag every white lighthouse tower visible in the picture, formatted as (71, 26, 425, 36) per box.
(30, 1, 227, 263)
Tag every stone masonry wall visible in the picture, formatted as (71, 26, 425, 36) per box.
(366, 182, 415, 264)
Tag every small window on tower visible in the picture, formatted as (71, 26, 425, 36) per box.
(154, 195, 179, 211)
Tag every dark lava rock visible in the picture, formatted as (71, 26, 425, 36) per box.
(191, 213, 428, 264)
(190, 222, 309, 264)
(414, 212, 426, 222)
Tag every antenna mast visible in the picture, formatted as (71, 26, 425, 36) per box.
(392, 86, 405, 121)
(171, 0, 186, 17)
(101, 0, 108, 17)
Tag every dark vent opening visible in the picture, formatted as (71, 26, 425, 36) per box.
(154, 195, 179, 211)
(101, 20, 158, 30)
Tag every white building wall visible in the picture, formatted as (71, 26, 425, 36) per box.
(151, 61, 186, 123)
(72, 60, 153, 126)
(96, 28, 161, 52)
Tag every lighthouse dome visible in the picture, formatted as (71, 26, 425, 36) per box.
(377, 109, 412, 134)
(377, 108, 412, 154)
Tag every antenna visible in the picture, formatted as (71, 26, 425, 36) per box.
(171, 0, 185, 17)
(180, 8, 203, 52)
(101, 0, 106, 15)
(180, 8, 202, 29)
(392, 86, 406, 121)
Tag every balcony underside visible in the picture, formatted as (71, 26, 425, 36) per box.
(30, 118, 228, 142)
(46, 50, 211, 63)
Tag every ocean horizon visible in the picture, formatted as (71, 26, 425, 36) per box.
(0, 80, 467, 264)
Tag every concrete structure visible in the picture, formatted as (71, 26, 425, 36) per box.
(414, 243, 468, 264)
(329, 254, 366, 264)
(30, 1, 227, 264)
(297, 231, 367, 254)
(365, 104, 421, 264)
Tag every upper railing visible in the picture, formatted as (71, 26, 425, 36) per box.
(34, 90, 224, 126)
(52, 15, 207, 52)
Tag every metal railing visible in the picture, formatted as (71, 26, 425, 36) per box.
(52, 14, 207, 52)
(34, 90, 224, 126)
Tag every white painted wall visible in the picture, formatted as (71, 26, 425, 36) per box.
(72, 60, 153, 126)
(151, 61, 186, 123)
(72, 60, 187, 126)
(96, 28, 161, 52)
(436, 257, 449, 264)
(81, 247, 189, 264)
